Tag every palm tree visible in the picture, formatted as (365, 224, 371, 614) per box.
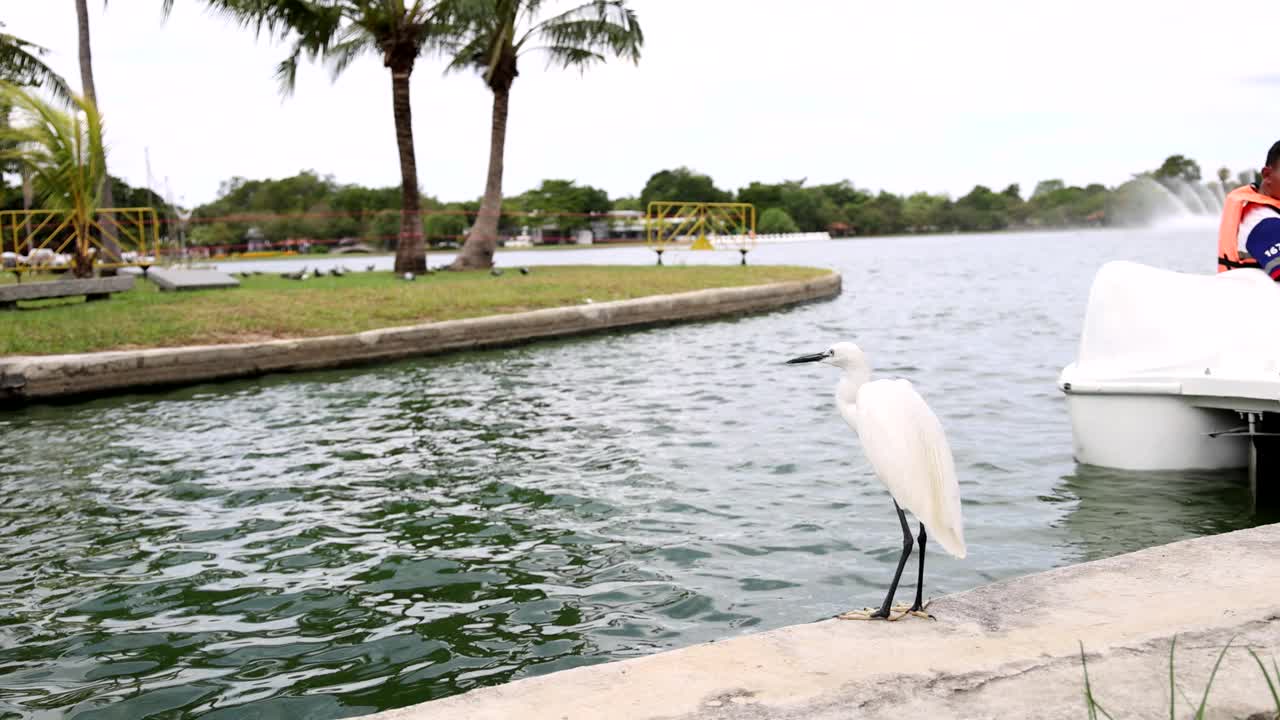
(445, 0, 642, 270)
(0, 24, 73, 226)
(198, 0, 449, 274)
(74, 0, 123, 265)
(0, 83, 107, 278)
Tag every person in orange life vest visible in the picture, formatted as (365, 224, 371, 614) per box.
(1219, 140, 1280, 277)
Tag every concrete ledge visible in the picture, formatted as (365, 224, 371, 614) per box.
(359, 523, 1280, 720)
(146, 267, 240, 291)
(0, 275, 133, 305)
(0, 272, 840, 402)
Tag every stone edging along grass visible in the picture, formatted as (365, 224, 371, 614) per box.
(0, 272, 840, 403)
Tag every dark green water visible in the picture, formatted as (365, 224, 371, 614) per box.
(0, 229, 1264, 718)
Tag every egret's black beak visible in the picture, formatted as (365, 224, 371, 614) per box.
(786, 351, 830, 365)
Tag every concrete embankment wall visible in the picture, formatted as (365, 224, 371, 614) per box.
(359, 523, 1280, 720)
(0, 273, 840, 403)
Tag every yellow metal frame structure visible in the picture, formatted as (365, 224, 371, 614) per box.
(0, 207, 161, 273)
(646, 201, 756, 253)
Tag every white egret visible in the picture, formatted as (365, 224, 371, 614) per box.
(787, 341, 965, 620)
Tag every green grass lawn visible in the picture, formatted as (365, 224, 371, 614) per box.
(0, 265, 830, 356)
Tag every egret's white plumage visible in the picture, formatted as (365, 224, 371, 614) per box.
(788, 340, 966, 619)
(847, 378, 966, 558)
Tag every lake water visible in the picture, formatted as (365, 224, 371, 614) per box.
(0, 227, 1266, 719)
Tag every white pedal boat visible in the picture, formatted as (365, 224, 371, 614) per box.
(1058, 260, 1280, 471)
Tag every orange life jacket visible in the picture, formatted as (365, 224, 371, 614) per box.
(1218, 185, 1280, 272)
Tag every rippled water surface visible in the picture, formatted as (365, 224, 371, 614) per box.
(1, 228, 1266, 718)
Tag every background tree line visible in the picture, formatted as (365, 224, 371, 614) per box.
(639, 154, 1246, 236)
(105, 152, 1250, 252)
(175, 172, 606, 251)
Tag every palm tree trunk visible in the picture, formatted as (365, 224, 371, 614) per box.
(74, 0, 120, 271)
(451, 85, 509, 270)
(391, 68, 426, 274)
(75, 0, 98, 103)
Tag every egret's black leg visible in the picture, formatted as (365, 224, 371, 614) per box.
(910, 524, 927, 612)
(871, 501, 913, 619)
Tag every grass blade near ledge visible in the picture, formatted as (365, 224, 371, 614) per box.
(1195, 637, 1235, 720)
(1248, 647, 1280, 714)
(1079, 641, 1116, 720)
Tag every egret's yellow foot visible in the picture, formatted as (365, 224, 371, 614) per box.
(837, 602, 933, 621)
(836, 604, 910, 621)
(835, 608, 881, 620)
(888, 601, 935, 622)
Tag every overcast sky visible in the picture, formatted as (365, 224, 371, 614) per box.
(6, 0, 1279, 207)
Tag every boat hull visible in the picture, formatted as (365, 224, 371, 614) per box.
(1064, 391, 1248, 470)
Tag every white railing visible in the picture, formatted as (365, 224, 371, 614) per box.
(704, 231, 832, 248)
(754, 232, 832, 244)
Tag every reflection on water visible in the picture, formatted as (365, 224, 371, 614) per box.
(1050, 465, 1262, 563)
(0, 228, 1265, 718)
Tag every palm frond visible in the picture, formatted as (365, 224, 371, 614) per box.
(517, 0, 546, 27)
(325, 25, 375, 81)
(440, 32, 494, 74)
(520, 0, 642, 67)
(526, 45, 603, 66)
(436, 0, 517, 80)
(274, 43, 305, 95)
(0, 82, 105, 215)
(207, 1, 453, 92)
(203, 0, 346, 53)
(0, 24, 74, 105)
